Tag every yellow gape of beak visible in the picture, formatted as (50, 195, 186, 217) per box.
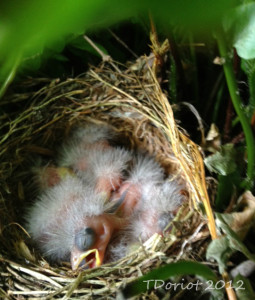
(72, 248, 101, 271)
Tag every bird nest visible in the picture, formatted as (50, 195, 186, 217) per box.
(0, 55, 214, 299)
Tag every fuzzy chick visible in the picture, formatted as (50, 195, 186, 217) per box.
(105, 177, 186, 261)
(57, 124, 132, 198)
(129, 177, 186, 241)
(57, 124, 115, 170)
(26, 175, 125, 270)
(111, 153, 165, 217)
(77, 145, 132, 198)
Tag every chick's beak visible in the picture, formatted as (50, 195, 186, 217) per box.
(71, 214, 124, 270)
(111, 182, 141, 217)
(71, 246, 100, 270)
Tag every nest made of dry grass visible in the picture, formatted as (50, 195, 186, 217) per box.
(0, 55, 213, 299)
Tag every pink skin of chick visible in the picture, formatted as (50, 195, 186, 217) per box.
(105, 177, 186, 262)
(77, 145, 132, 199)
(110, 153, 165, 217)
(57, 124, 132, 199)
(26, 175, 125, 270)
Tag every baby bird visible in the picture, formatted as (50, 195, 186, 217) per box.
(129, 177, 186, 242)
(26, 175, 125, 270)
(105, 177, 186, 262)
(57, 124, 115, 170)
(57, 124, 132, 198)
(111, 153, 165, 217)
(77, 145, 132, 199)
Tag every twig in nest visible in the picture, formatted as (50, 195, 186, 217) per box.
(83, 35, 122, 73)
(108, 29, 138, 59)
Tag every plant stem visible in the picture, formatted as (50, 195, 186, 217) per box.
(216, 30, 254, 188)
(0, 55, 21, 99)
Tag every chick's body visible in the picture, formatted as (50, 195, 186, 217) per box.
(111, 153, 165, 217)
(105, 177, 186, 262)
(77, 145, 132, 197)
(57, 124, 132, 198)
(26, 175, 124, 269)
(57, 124, 114, 170)
(129, 177, 186, 241)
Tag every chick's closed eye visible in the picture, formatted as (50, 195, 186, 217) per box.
(75, 227, 96, 251)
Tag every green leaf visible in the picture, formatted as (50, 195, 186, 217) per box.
(216, 213, 255, 261)
(241, 59, 255, 108)
(0, 0, 237, 98)
(233, 274, 255, 300)
(223, 3, 255, 59)
(120, 261, 220, 298)
(52, 54, 69, 62)
(206, 213, 255, 274)
(206, 235, 233, 274)
(204, 144, 236, 175)
(215, 169, 242, 211)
